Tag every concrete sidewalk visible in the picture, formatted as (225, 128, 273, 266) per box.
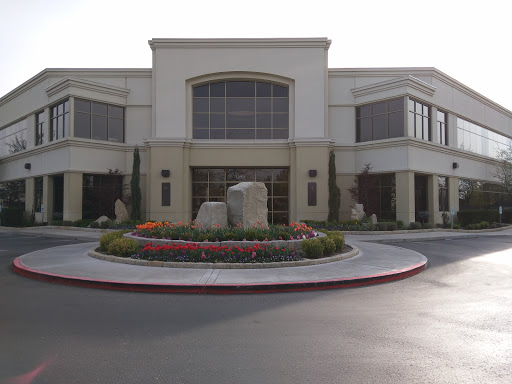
(7, 225, 511, 293)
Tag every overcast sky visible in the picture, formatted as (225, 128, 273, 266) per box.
(1, 0, 510, 111)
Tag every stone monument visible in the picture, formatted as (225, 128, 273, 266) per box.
(227, 182, 268, 229)
(115, 199, 129, 223)
(350, 204, 366, 221)
(195, 202, 228, 228)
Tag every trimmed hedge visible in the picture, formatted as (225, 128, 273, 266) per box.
(456, 210, 511, 227)
(0, 207, 24, 227)
(99, 230, 133, 252)
(107, 238, 139, 257)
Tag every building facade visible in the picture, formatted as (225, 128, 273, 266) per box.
(1, 38, 511, 225)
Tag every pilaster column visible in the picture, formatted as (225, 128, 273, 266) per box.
(427, 175, 439, 224)
(63, 172, 82, 221)
(25, 177, 35, 215)
(42, 175, 54, 223)
(448, 176, 459, 220)
(396, 171, 415, 225)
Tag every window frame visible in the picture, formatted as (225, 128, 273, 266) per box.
(74, 98, 125, 143)
(50, 99, 69, 141)
(408, 98, 431, 141)
(355, 98, 405, 143)
(192, 80, 289, 140)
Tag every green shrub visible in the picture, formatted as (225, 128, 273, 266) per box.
(107, 238, 139, 257)
(396, 220, 404, 229)
(480, 221, 490, 229)
(223, 232, 236, 240)
(453, 223, 461, 229)
(457, 210, 501, 227)
(72, 219, 93, 227)
(376, 222, 387, 231)
(244, 229, 258, 241)
(62, 220, 73, 226)
(319, 237, 336, 255)
(409, 222, 421, 230)
(301, 239, 324, 259)
(386, 222, 397, 231)
(422, 222, 433, 229)
(100, 220, 112, 229)
(99, 230, 132, 252)
(327, 231, 345, 252)
(278, 231, 291, 240)
(0, 207, 24, 227)
(196, 232, 217, 242)
(89, 221, 100, 228)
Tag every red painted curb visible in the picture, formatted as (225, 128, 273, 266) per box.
(12, 258, 427, 294)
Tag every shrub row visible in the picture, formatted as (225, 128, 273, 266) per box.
(456, 209, 512, 227)
(0, 207, 24, 227)
(301, 231, 345, 259)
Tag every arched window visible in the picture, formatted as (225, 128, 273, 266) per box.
(193, 80, 289, 139)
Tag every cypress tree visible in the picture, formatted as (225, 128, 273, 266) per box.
(130, 147, 141, 220)
(327, 150, 341, 222)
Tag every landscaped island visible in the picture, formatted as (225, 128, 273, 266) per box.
(98, 221, 346, 264)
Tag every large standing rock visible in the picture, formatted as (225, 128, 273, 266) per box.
(350, 203, 366, 221)
(115, 199, 129, 223)
(195, 202, 228, 228)
(369, 214, 377, 224)
(227, 182, 268, 229)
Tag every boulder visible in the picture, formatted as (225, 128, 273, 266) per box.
(95, 215, 110, 224)
(195, 202, 228, 229)
(350, 204, 366, 221)
(115, 199, 129, 223)
(227, 182, 268, 229)
(369, 214, 377, 224)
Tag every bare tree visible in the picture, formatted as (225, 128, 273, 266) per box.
(348, 163, 374, 213)
(0, 135, 27, 207)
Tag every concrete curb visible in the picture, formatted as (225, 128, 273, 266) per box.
(341, 224, 512, 235)
(87, 245, 359, 269)
(12, 257, 427, 294)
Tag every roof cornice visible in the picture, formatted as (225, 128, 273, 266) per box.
(351, 75, 436, 99)
(330, 67, 512, 118)
(0, 68, 151, 108)
(45, 77, 130, 98)
(148, 38, 331, 50)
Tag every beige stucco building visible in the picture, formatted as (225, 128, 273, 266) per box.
(1, 38, 511, 225)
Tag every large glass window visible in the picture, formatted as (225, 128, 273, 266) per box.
(408, 99, 431, 141)
(459, 178, 512, 210)
(192, 81, 289, 140)
(356, 98, 404, 142)
(438, 176, 448, 211)
(82, 174, 123, 219)
(50, 99, 69, 141)
(74, 99, 124, 142)
(355, 173, 396, 220)
(35, 111, 45, 146)
(457, 117, 511, 159)
(436, 110, 447, 145)
(34, 177, 43, 212)
(192, 168, 289, 224)
(0, 118, 27, 157)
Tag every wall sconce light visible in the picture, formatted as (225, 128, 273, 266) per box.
(309, 170, 317, 177)
(24, 163, 31, 170)
(161, 170, 170, 178)
(452, 162, 459, 169)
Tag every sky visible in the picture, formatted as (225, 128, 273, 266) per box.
(1, 0, 510, 111)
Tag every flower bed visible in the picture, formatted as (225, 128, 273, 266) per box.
(120, 221, 324, 263)
(132, 242, 301, 263)
(132, 221, 318, 242)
